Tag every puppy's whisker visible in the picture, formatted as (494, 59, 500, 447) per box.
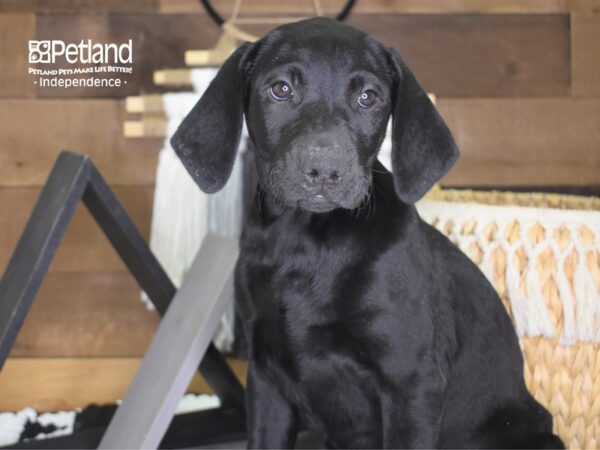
(256, 187, 265, 213)
(366, 193, 374, 218)
(369, 186, 376, 218)
(372, 182, 388, 201)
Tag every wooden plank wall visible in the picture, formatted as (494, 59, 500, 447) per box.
(0, 0, 599, 411)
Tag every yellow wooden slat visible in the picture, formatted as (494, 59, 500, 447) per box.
(0, 357, 247, 412)
(124, 117, 167, 138)
(153, 69, 192, 86)
(125, 95, 164, 114)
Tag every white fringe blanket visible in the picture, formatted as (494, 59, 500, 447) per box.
(417, 200, 600, 345)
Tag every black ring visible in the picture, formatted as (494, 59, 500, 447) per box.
(199, 0, 357, 27)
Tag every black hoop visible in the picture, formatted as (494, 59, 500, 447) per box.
(199, 0, 357, 26)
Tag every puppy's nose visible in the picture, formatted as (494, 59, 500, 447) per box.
(304, 159, 344, 184)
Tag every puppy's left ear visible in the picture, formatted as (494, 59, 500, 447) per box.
(170, 42, 253, 193)
(387, 49, 459, 203)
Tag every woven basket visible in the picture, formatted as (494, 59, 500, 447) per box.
(418, 187, 600, 450)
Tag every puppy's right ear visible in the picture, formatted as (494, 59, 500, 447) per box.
(170, 42, 253, 193)
(387, 49, 459, 204)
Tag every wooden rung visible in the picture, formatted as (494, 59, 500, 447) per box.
(185, 49, 232, 67)
(124, 117, 167, 138)
(126, 95, 164, 114)
(153, 69, 192, 86)
(185, 29, 239, 67)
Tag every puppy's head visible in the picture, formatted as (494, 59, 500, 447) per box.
(171, 18, 458, 212)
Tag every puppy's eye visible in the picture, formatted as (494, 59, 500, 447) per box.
(270, 81, 293, 101)
(358, 90, 377, 109)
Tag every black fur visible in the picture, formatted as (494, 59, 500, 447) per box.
(171, 17, 563, 449)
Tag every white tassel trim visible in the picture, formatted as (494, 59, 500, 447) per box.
(418, 200, 600, 344)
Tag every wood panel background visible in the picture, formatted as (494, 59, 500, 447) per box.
(0, 0, 599, 411)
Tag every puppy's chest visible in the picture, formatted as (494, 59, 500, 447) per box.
(240, 231, 394, 380)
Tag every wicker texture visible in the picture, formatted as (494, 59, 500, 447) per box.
(420, 188, 600, 450)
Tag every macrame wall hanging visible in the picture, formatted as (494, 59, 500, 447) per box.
(140, 69, 246, 352)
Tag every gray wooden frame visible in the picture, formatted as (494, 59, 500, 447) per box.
(0, 151, 246, 448)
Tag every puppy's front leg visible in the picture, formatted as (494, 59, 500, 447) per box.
(246, 361, 298, 449)
(381, 379, 444, 449)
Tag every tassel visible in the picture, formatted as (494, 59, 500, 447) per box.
(502, 239, 528, 337)
(148, 147, 208, 287)
(524, 255, 555, 338)
(146, 68, 246, 352)
(141, 92, 205, 310)
(479, 245, 497, 287)
(573, 247, 600, 342)
(551, 237, 577, 345)
(190, 68, 247, 352)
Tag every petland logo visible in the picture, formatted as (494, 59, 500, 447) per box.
(29, 39, 133, 64)
(28, 39, 133, 89)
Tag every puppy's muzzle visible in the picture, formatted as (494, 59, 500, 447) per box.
(292, 144, 362, 212)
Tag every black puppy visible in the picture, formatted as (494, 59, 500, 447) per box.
(172, 18, 563, 449)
